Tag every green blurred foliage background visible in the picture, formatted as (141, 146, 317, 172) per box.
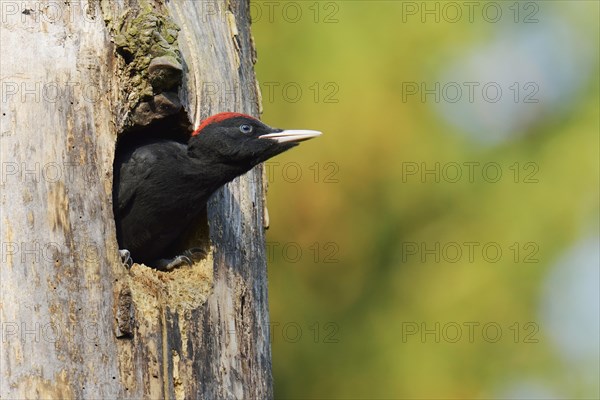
(251, 1, 599, 399)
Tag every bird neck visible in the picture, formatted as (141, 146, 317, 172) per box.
(184, 152, 252, 196)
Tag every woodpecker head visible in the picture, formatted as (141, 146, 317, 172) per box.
(189, 112, 322, 167)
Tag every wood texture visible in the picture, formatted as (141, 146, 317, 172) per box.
(0, 1, 272, 398)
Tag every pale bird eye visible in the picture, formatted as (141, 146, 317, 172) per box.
(239, 124, 253, 134)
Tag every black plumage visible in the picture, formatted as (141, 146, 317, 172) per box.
(113, 113, 321, 268)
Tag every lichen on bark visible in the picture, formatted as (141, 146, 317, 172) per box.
(100, 0, 185, 130)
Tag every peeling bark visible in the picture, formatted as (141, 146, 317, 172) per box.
(0, 1, 272, 398)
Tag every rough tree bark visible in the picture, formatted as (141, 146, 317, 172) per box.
(0, 1, 272, 398)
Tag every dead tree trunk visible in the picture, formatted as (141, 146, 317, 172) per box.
(0, 1, 272, 398)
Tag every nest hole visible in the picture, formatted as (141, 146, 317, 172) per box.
(113, 107, 212, 269)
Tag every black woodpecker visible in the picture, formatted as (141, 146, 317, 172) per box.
(113, 112, 321, 269)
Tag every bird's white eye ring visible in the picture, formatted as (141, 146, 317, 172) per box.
(239, 124, 253, 134)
